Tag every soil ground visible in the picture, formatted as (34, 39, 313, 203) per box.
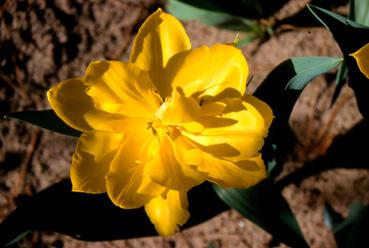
(1, 0, 368, 247)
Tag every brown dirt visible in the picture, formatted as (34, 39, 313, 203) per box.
(1, 0, 368, 247)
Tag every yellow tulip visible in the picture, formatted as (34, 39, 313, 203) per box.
(351, 42, 369, 79)
(47, 9, 273, 236)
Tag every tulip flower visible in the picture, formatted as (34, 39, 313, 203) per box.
(47, 9, 273, 236)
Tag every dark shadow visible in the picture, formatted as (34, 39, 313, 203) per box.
(276, 120, 369, 189)
(0, 180, 228, 246)
(254, 59, 302, 177)
(277, 0, 349, 28)
(307, 5, 369, 119)
(0, 152, 22, 172)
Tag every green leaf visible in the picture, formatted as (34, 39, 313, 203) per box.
(213, 180, 308, 248)
(167, 0, 262, 34)
(166, 0, 288, 20)
(307, 5, 369, 119)
(325, 203, 369, 248)
(285, 57, 343, 90)
(350, 0, 369, 26)
(0, 180, 228, 246)
(307, 5, 369, 54)
(331, 61, 348, 105)
(4, 110, 81, 137)
(254, 56, 341, 177)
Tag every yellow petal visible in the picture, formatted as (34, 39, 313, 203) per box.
(155, 88, 200, 124)
(182, 99, 267, 162)
(85, 60, 161, 118)
(222, 98, 269, 137)
(185, 130, 264, 162)
(167, 44, 248, 98)
(203, 153, 267, 188)
(83, 114, 147, 133)
(130, 9, 191, 98)
(156, 87, 225, 125)
(351, 42, 369, 79)
(243, 95, 274, 130)
(148, 135, 207, 191)
(145, 190, 189, 236)
(71, 131, 123, 193)
(47, 78, 94, 133)
(106, 120, 164, 209)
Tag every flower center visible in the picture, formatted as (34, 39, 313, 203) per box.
(146, 117, 161, 136)
(147, 115, 180, 141)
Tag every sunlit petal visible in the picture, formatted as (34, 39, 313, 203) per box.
(243, 95, 274, 130)
(71, 132, 123, 193)
(148, 134, 207, 191)
(85, 61, 161, 118)
(202, 153, 267, 188)
(351, 42, 369, 79)
(130, 9, 191, 98)
(106, 120, 164, 209)
(182, 98, 267, 162)
(145, 190, 189, 236)
(156, 87, 226, 125)
(47, 78, 94, 133)
(166, 44, 248, 98)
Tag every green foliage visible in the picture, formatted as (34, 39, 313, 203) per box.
(308, 5, 367, 34)
(213, 180, 308, 248)
(308, 4, 369, 118)
(350, 0, 369, 26)
(285, 57, 343, 90)
(324, 203, 369, 248)
(254, 56, 342, 177)
(166, 0, 288, 20)
(167, 0, 259, 32)
(167, 0, 263, 45)
(166, 0, 289, 46)
(332, 61, 348, 105)
(333, 0, 368, 105)
(4, 110, 81, 137)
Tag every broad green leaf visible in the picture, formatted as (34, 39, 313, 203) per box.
(307, 5, 369, 119)
(0, 180, 228, 246)
(166, 0, 288, 20)
(5, 110, 81, 137)
(255, 57, 341, 177)
(350, 0, 369, 26)
(167, 0, 262, 33)
(285, 57, 343, 90)
(213, 180, 308, 248)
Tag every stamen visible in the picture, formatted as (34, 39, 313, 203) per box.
(147, 121, 158, 136)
